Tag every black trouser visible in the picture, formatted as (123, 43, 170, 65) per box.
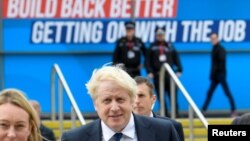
(153, 73, 179, 116)
(202, 76, 236, 112)
(126, 67, 140, 78)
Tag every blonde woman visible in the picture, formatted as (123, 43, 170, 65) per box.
(0, 89, 42, 141)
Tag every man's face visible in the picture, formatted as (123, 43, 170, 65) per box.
(156, 34, 165, 42)
(126, 29, 135, 39)
(133, 83, 156, 116)
(210, 34, 219, 45)
(94, 80, 133, 132)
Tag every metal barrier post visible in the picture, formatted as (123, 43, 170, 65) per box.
(159, 68, 166, 116)
(170, 78, 176, 119)
(51, 64, 88, 138)
(189, 105, 194, 141)
(54, 64, 86, 125)
(51, 70, 56, 121)
(71, 107, 77, 129)
(162, 63, 208, 129)
(58, 81, 64, 134)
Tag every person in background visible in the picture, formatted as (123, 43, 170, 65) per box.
(231, 113, 250, 125)
(30, 100, 56, 141)
(62, 65, 180, 141)
(146, 26, 182, 116)
(113, 21, 146, 78)
(0, 88, 42, 141)
(202, 33, 236, 117)
(133, 76, 184, 141)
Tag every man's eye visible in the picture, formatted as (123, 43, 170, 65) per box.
(103, 99, 111, 104)
(117, 98, 125, 103)
(138, 94, 145, 98)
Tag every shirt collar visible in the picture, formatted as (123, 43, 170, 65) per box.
(149, 112, 154, 117)
(101, 114, 136, 141)
(101, 121, 115, 141)
(122, 114, 136, 139)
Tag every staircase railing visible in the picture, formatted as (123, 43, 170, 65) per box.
(159, 63, 208, 141)
(51, 64, 86, 135)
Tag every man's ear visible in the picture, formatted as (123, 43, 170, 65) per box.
(93, 101, 98, 111)
(152, 95, 156, 103)
(94, 106, 98, 111)
(151, 95, 156, 110)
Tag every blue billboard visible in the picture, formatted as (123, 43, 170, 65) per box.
(2, 0, 250, 113)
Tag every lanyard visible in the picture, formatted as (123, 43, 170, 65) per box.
(159, 43, 165, 54)
(127, 41, 134, 50)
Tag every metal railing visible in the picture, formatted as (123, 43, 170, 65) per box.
(51, 64, 86, 135)
(159, 63, 208, 141)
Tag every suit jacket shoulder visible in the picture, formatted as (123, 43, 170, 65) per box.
(134, 114, 180, 141)
(40, 124, 55, 141)
(62, 115, 180, 141)
(61, 119, 102, 141)
(154, 114, 184, 141)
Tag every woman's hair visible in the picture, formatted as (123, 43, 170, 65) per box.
(86, 65, 137, 101)
(0, 88, 42, 141)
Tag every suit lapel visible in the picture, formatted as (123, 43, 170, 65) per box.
(87, 120, 102, 141)
(134, 115, 155, 141)
(152, 112, 157, 118)
(86, 116, 157, 141)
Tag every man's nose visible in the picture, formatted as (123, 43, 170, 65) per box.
(110, 101, 120, 111)
(134, 96, 140, 104)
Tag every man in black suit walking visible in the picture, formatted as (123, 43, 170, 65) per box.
(61, 65, 180, 141)
(133, 76, 184, 141)
(202, 33, 236, 117)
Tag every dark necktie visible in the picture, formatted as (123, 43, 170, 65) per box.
(114, 133, 123, 141)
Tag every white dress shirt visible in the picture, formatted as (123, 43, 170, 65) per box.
(101, 114, 138, 141)
(149, 112, 154, 117)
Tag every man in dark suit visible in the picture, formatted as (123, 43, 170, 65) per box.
(30, 100, 56, 141)
(62, 114, 179, 141)
(62, 65, 180, 141)
(40, 124, 56, 141)
(133, 76, 184, 141)
(202, 33, 236, 117)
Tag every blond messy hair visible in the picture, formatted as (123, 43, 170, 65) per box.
(85, 65, 137, 100)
